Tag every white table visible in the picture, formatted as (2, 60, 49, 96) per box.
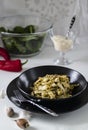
(0, 37, 88, 130)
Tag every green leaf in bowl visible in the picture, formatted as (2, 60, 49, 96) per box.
(24, 25, 36, 33)
(0, 27, 6, 32)
(13, 26, 24, 33)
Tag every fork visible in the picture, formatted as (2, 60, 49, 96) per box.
(13, 90, 59, 117)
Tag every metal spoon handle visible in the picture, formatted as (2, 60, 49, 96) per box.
(66, 15, 76, 38)
(69, 15, 76, 30)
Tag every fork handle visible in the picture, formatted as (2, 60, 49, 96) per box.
(21, 99, 58, 117)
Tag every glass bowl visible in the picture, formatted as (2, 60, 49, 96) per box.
(0, 15, 53, 57)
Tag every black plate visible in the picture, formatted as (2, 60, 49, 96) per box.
(6, 77, 88, 114)
(6, 78, 45, 113)
(17, 66, 87, 101)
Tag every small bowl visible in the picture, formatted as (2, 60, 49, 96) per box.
(0, 15, 52, 57)
(16, 65, 88, 113)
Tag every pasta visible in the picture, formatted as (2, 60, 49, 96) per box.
(31, 74, 78, 99)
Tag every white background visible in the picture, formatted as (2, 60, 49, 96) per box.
(0, 0, 88, 37)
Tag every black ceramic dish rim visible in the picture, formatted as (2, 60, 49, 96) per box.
(16, 65, 88, 102)
(6, 78, 88, 114)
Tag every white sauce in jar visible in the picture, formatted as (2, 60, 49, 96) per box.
(51, 35, 73, 52)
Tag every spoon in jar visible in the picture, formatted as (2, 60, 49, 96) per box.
(49, 15, 76, 39)
(66, 15, 76, 39)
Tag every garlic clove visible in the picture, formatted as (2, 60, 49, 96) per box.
(15, 118, 29, 129)
(0, 89, 6, 99)
(6, 107, 15, 117)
